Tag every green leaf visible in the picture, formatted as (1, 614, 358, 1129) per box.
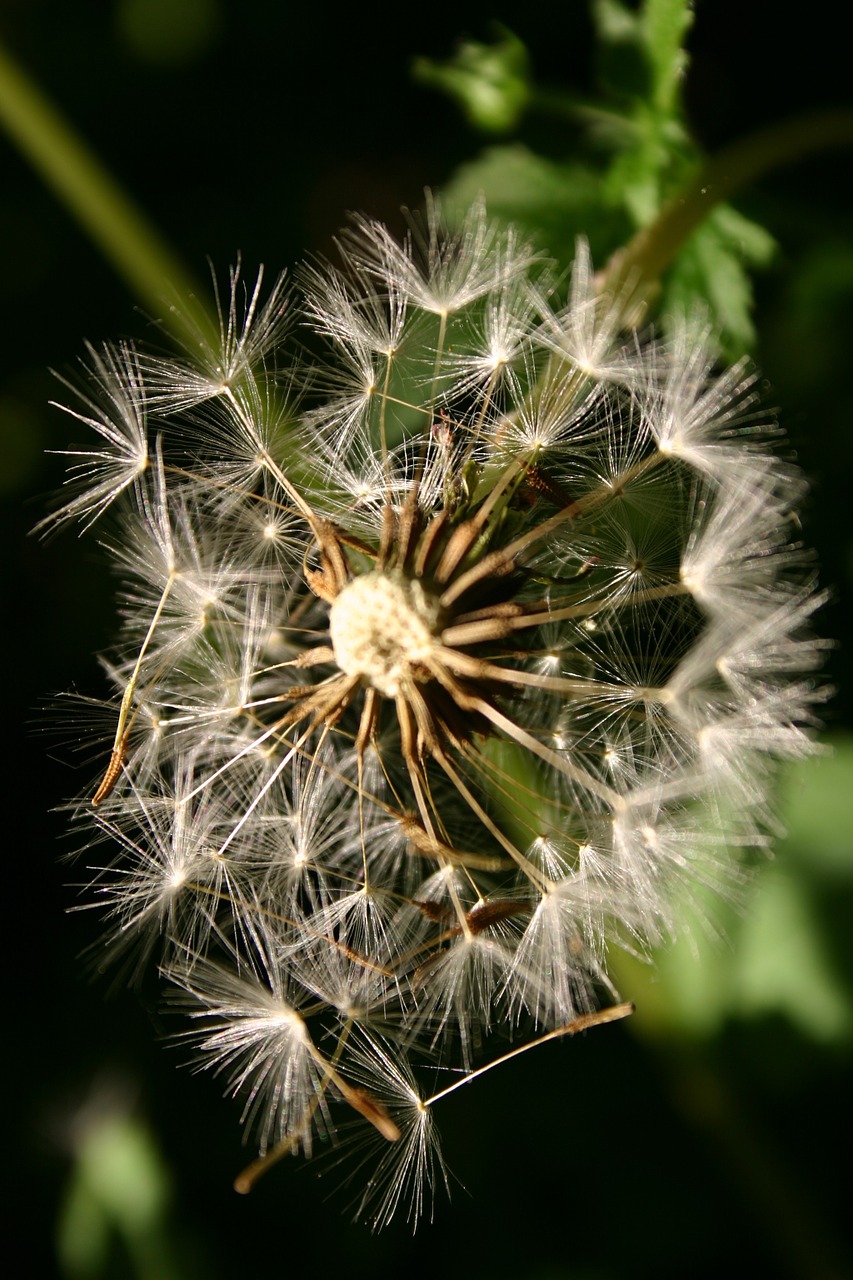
(593, 0, 694, 114)
(56, 1107, 184, 1280)
(592, 0, 648, 102)
(777, 738, 853, 871)
(642, 0, 694, 115)
(441, 143, 629, 263)
(661, 204, 777, 357)
(601, 110, 670, 224)
(413, 27, 531, 134)
(590, 2, 698, 234)
(623, 740, 853, 1045)
(733, 866, 853, 1042)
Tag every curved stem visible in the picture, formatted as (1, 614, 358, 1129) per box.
(0, 39, 213, 345)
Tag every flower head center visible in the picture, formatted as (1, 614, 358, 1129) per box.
(329, 569, 441, 697)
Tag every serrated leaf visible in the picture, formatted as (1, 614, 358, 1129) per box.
(594, 0, 693, 117)
(662, 205, 777, 358)
(642, 0, 694, 115)
(712, 201, 777, 267)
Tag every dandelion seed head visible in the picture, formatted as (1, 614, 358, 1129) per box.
(46, 201, 826, 1227)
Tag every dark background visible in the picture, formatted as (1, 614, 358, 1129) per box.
(3, 2, 852, 1277)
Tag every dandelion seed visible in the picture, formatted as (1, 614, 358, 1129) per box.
(46, 202, 824, 1226)
(37, 341, 149, 534)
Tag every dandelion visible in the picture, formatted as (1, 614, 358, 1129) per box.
(45, 201, 824, 1225)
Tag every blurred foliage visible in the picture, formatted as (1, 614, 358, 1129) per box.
(2, 1, 852, 1277)
(57, 1099, 180, 1280)
(413, 25, 532, 133)
(622, 737, 853, 1045)
(422, 2, 779, 358)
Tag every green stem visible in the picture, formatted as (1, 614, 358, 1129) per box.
(601, 108, 853, 302)
(0, 39, 212, 345)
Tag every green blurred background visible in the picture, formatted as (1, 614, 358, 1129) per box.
(2, 2, 852, 1276)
